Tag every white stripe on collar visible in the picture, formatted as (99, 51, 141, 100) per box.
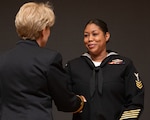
(82, 52, 118, 67)
(82, 51, 118, 58)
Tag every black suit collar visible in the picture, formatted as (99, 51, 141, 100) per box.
(16, 39, 39, 47)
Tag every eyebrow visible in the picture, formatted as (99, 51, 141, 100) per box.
(84, 30, 98, 33)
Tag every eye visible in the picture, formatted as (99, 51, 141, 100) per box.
(84, 34, 88, 37)
(92, 33, 98, 36)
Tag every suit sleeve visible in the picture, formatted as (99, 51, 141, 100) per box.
(64, 62, 74, 92)
(46, 53, 82, 112)
(119, 60, 144, 120)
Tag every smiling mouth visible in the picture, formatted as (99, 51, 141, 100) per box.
(88, 44, 95, 49)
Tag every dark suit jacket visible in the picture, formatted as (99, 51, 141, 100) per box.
(0, 39, 81, 120)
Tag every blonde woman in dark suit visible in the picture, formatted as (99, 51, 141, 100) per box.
(0, 2, 85, 120)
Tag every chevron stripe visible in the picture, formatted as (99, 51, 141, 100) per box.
(119, 109, 141, 120)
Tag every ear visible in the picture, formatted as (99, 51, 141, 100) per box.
(105, 32, 110, 42)
(41, 28, 46, 37)
(42, 27, 51, 37)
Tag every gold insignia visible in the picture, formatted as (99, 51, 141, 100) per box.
(136, 80, 143, 89)
(134, 73, 143, 89)
(120, 109, 141, 120)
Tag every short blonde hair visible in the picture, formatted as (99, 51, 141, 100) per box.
(15, 2, 55, 40)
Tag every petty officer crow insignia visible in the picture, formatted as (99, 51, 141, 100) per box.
(134, 73, 143, 89)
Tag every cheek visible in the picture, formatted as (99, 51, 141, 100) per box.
(48, 30, 50, 36)
(84, 38, 88, 44)
(83, 40, 88, 48)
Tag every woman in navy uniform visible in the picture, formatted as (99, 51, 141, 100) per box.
(65, 19, 144, 120)
(0, 2, 85, 120)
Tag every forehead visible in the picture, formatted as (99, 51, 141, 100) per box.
(84, 23, 101, 32)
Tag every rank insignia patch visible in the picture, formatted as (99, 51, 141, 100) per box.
(134, 73, 143, 89)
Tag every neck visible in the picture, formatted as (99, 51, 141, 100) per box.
(36, 38, 46, 47)
(90, 51, 108, 62)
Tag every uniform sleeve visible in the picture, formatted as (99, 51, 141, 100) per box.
(46, 53, 83, 112)
(64, 62, 73, 91)
(119, 60, 144, 120)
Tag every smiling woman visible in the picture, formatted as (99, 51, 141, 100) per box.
(83, 20, 110, 61)
(65, 18, 144, 120)
(0, 0, 149, 120)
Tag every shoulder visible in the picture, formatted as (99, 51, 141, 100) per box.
(117, 55, 133, 63)
(65, 56, 85, 67)
(32, 47, 63, 64)
(39, 47, 62, 57)
(67, 56, 84, 63)
(107, 50, 132, 62)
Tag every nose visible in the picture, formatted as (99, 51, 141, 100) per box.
(88, 35, 93, 42)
